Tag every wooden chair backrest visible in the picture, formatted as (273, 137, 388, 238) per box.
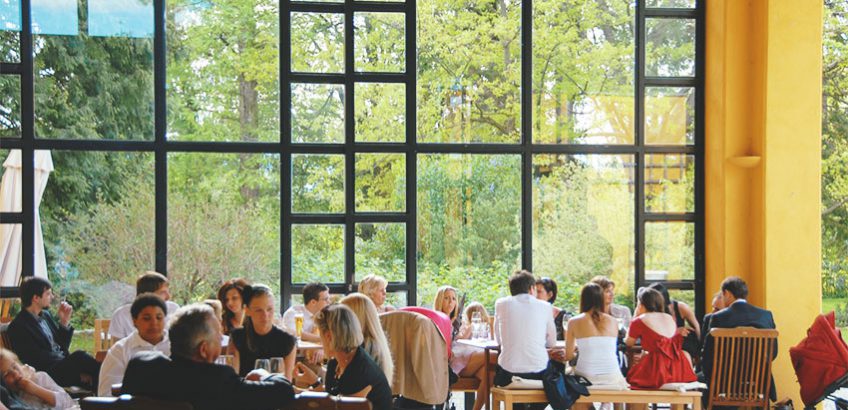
(94, 318, 113, 354)
(708, 327, 778, 409)
(0, 298, 18, 323)
(0, 323, 10, 350)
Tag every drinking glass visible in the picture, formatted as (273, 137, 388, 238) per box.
(216, 355, 234, 368)
(295, 313, 304, 339)
(270, 357, 285, 374)
(254, 359, 271, 372)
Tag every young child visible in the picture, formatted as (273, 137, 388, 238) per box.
(0, 349, 75, 410)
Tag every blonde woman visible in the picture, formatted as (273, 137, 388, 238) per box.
(0, 349, 74, 409)
(433, 286, 493, 410)
(340, 293, 394, 382)
(358, 274, 395, 313)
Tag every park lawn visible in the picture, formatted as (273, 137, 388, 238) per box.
(69, 331, 95, 355)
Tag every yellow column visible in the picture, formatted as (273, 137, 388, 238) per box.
(705, 0, 822, 403)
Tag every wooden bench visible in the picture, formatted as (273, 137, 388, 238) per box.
(81, 391, 371, 410)
(491, 388, 702, 410)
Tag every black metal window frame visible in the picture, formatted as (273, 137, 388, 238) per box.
(0, 0, 705, 317)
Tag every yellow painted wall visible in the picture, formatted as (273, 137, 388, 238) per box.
(705, 0, 822, 403)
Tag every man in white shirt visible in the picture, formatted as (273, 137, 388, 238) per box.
(99, 294, 171, 396)
(281, 282, 330, 343)
(494, 269, 557, 405)
(109, 272, 180, 342)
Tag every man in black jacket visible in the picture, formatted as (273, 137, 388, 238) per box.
(6, 277, 100, 388)
(122, 303, 294, 410)
(699, 276, 777, 401)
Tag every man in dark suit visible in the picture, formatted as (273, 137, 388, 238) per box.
(122, 303, 294, 410)
(699, 276, 777, 401)
(7, 277, 100, 388)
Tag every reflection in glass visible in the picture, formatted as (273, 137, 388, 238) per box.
(645, 154, 694, 213)
(646, 87, 694, 145)
(32, 0, 77, 35)
(646, 18, 695, 77)
(355, 12, 405, 73)
(293, 224, 344, 284)
(645, 222, 694, 281)
(647, 0, 696, 8)
(355, 223, 405, 282)
(533, 154, 635, 309)
(292, 154, 344, 214)
(533, 0, 635, 144)
(355, 153, 405, 212)
(291, 83, 344, 144)
(355, 82, 405, 143)
(291, 12, 344, 74)
(417, 154, 521, 308)
(89, 0, 153, 38)
(1, 0, 21, 63)
(417, 0, 520, 143)
(0, 75, 20, 138)
(168, 153, 281, 301)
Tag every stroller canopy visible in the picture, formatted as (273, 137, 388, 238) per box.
(790, 312, 848, 407)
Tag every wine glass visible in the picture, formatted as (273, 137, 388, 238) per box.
(254, 359, 271, 372)
(270, 357, 285, 374)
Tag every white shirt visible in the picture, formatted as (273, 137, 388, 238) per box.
(281, 305, 316, 336)
(107, 300, 179, 341)
(495, 293, 556, 374)
(16, 371, 75, 410)
(98, 330, 171, 397)
(610, 303, 632, 328)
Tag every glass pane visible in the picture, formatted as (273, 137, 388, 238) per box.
(0, 75, 20, 137)
(1, 0, 20, 30)
(169, 153, 281, 301)
(668, 289, 695, 307)
(533, 154, 636, 310)
(167, 0, 279, 142)
(0, 224, 21, 285)
(354, 12, 405, 73)
(417, 0, 520, 143)
(355, 153, 405, 212)
(291, 83, 344, 144)
(32, 0, 77, 35)
(645, 222, 695, 281)
(355, 223, 405, 282)
(291, 12, 344, 74)
(89, 0, 153, 38)
(292, 224, 344, 284)
(39, 151, 153, 335)
(533, 0, 635, 144)
(1, 0, 20, 63)
(646, 18, 696, 77)
(292, 154, 344, 214)
(647, 0, 696, 8)
(386, 291, 407, 308)
(355, 82, 405, 142)
(645, 154, 694, 213)
(417, 154, 521, 310)
(646, 87, 695, 145)
(34, 10, 153, 139)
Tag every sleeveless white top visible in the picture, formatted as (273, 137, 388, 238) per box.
(574, 336, 620, 377)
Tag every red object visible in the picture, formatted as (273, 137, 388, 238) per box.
(400, 306, 452, 357)
(790, 312, 848, 407)
(625, 317, 697, 389)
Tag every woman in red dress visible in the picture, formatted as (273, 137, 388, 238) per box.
(625, 287, 697, 389)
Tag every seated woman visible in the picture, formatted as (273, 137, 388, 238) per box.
(98, 293, 171, 397)
(340, 293, 394, 382)
(358, 274, 395, 313)
(295, 304, 393, 410)
(217, 278, 248, 336)
(590, 276, 632, 329)
(566, 282, 629, 408)
(535, 277, 567, 340)
(625, 287, 696, 390)
(228, 284, 297, 380)
(0, 349, 74, 410)
(434, 287, 494, 410)
(648, 283, 701, 359)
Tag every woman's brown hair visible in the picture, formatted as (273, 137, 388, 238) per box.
(580, 283, 605, 328)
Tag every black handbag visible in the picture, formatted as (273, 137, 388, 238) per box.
(542, 362, 591, 410)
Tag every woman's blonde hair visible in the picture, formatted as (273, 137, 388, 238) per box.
(340, 293, 394, 381)
(463, 302, 490, 323)
(0, 348, 20, 369)
(433, 286, 459, 321)
(314, 304, 364, 353)
(358, 274, 388, 303)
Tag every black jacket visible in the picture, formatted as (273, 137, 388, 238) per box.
(122, 351, 295, 410)
(699, 301, 777, 401)
(6, 310, 72, 371)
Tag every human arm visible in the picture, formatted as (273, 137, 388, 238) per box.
(97, 345, 125, 396)
(624, 318, 641, 348)
(679, 302, 701, 339)
(564, 318, 577, 361)
(284, 347, 297, 381)
(294, 362, 325, 392)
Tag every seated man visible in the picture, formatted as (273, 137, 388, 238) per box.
(109, 271, 180, 342)
(700, 276, 777, 400)
(494, 270, 557, 410)
(7, 277, 101, 389)
(281, 282, 330, 343)
(122, 304, 294, 410)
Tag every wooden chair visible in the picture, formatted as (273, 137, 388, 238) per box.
(292, 392, 371, 410)
(0, 322, 11, 350)
(707, 327, 779, 410)
(94, 318, 113, 356)
(80, 395, 193, 410)
(0, 298, 17, 323)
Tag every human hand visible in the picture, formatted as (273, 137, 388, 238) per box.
(57, 301, 73, 327)
(548, 348, 566, 362)
(677, 327, 691, 337)
(308, 350, 324, 365)
(294, 362, 318, 387)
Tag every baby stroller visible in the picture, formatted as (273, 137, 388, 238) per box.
(790, 312, 848, 410)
